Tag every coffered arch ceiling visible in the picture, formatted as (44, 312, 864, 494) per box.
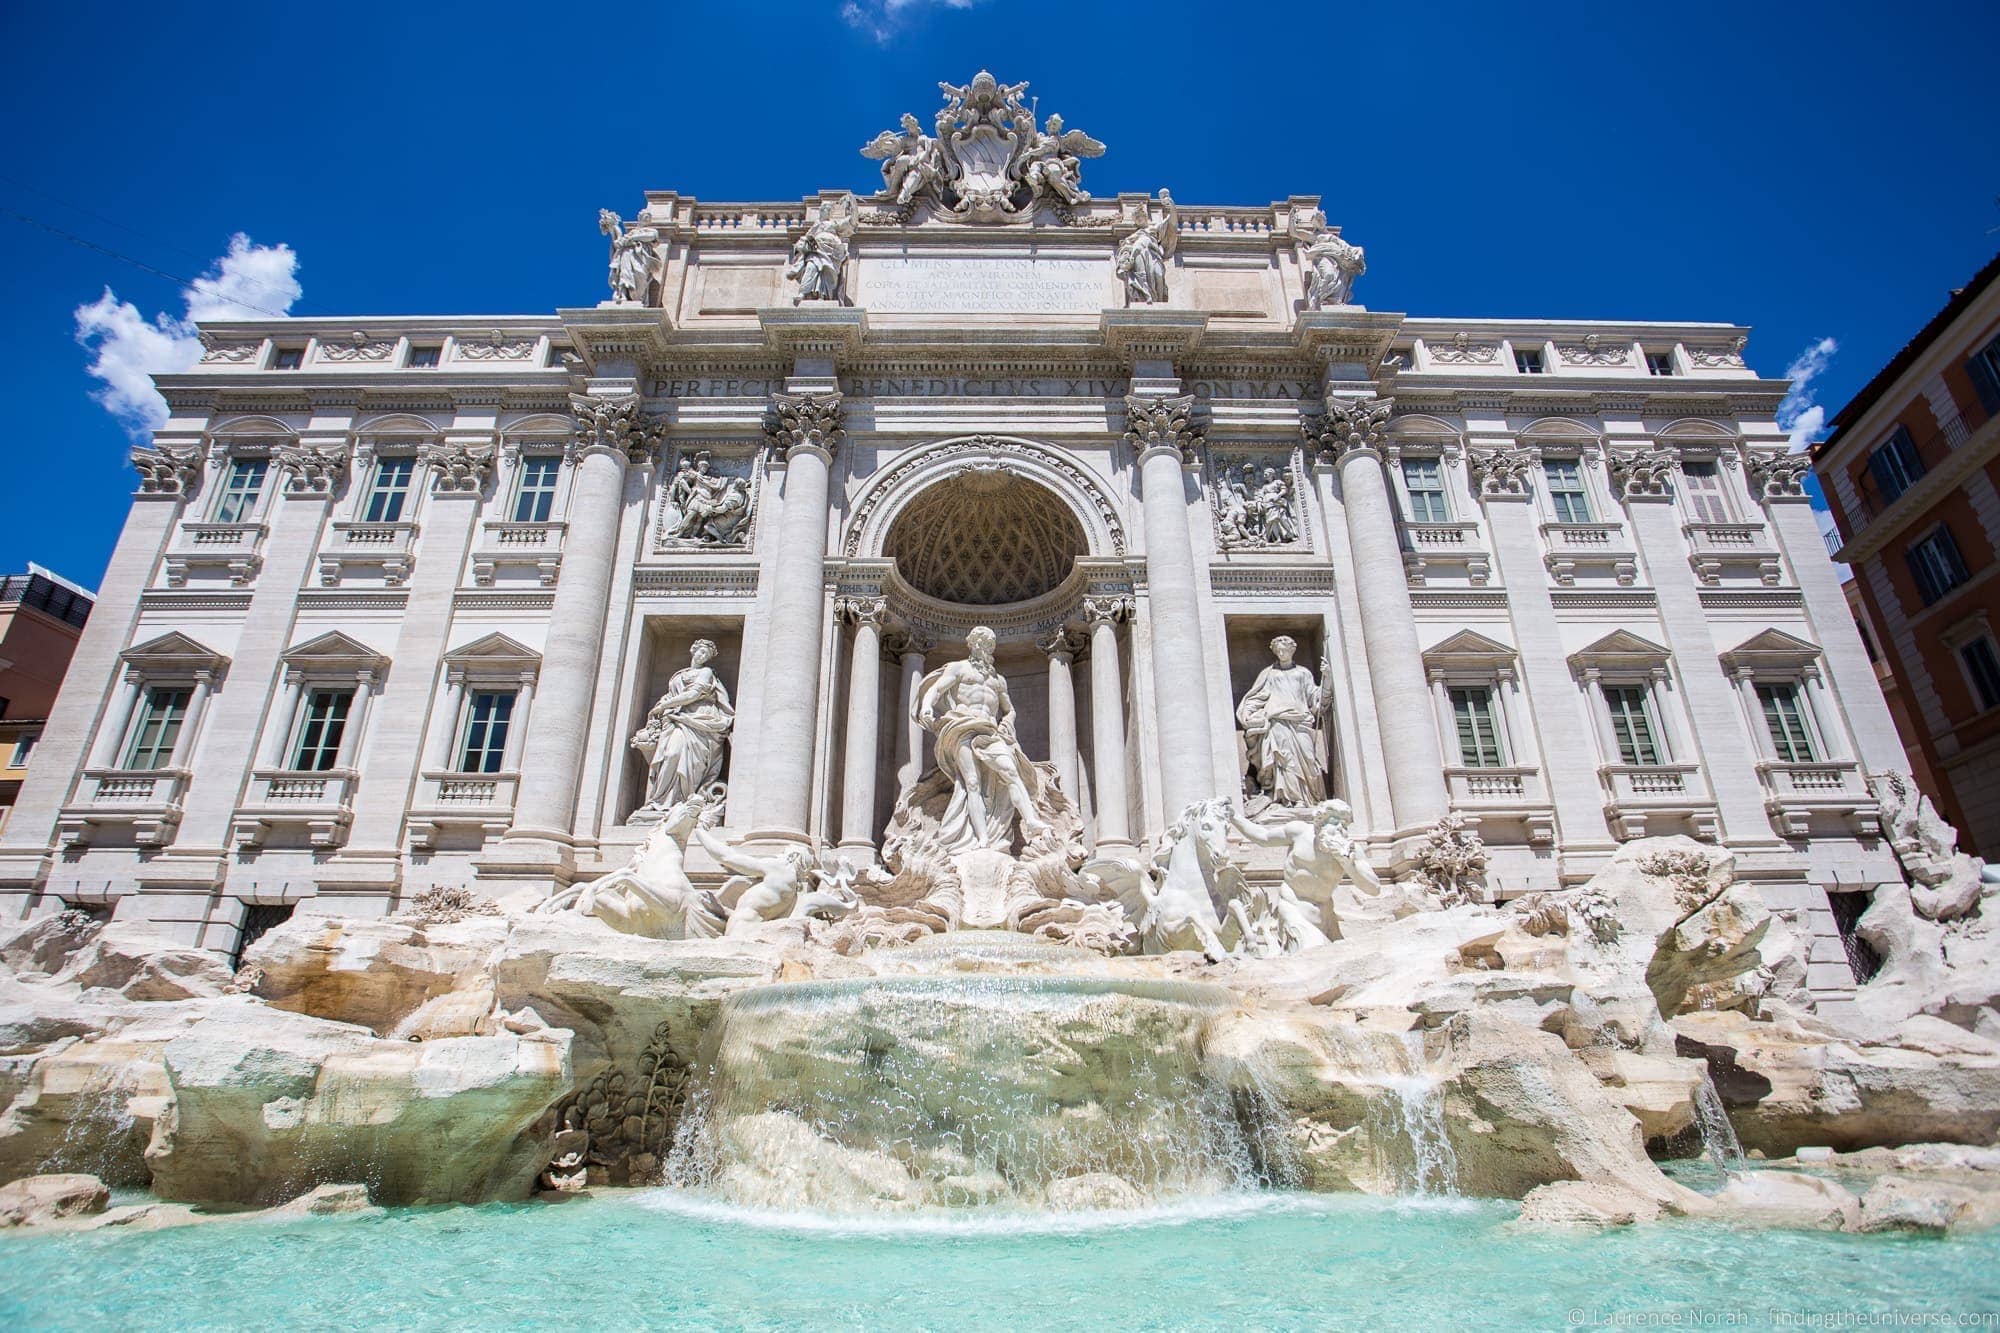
(886, 468, 1086, 606)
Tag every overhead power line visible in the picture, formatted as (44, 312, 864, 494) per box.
(0, 202, 294, 320)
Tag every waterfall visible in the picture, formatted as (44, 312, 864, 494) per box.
(1368, 1032, 1461, 1198)
(665, 959, 1266, 1213)
(1690, 1069, 1745, 1177)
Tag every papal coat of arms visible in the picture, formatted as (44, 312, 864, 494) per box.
(860, 70, 1105, 223)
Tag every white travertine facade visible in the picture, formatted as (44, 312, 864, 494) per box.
(0, 75, 1908, 1003)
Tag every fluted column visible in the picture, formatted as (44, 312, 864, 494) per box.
(889, 631, 931, 795)
(752, 392, 843, 841)
(836, 595, 886, 854)
(1126, 394, 1218, 820)
(1308, 396, 1448, 831)
(1084, 595, 1133, 848)
(1039, 627, 1081, 804)
(509, 394, 658, 843)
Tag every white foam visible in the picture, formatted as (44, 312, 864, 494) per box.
(632, 1188, 1352, 1237)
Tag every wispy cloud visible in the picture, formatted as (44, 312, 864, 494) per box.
(1777, 335, 1839, 454)
(840, 0, 986, 42)
(74, 234, 301, 437)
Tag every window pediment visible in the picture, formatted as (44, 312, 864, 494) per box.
(122, 631, 229, 677)
(1423, 629, 1518, 676)
(1569, 629, 1671, 678)
(282, 630, 389, 677)
(1718, 628, 1822, 675)
(442, 632, 541, 682)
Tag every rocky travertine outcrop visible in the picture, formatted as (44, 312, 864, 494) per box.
(0, 1171, 109, 1226)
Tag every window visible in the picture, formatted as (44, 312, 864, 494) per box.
(1603, 685, 1664, 766)
(513, 455, 561, 522)
(1450, 687, 1506, 767)
(1906, 526, 1970, 606)
(272, 346, 305, 370)
(1401, 458, 1450, 523)
(1680, 460, 1730, 524)
(1544, 459, 1592, 523)
(457, 690, 516, 773)
(1968, 334, 2000, 415)
(1756, 683, 1817, 762)
(1961, 637, 2000, 712)
(213, 458, 267, 524)
(361, 456, 414, 523)
(124, 688, 190, 770)
(546, 344, 567, 367)
(1867, 426, 1925, 504)
(1646, 351, 1677, 377)
(290, 689, 354, 771)
(406, 344, 442, 369)
(1514, 347, 1545, 374)
(9, 731, 38, 767)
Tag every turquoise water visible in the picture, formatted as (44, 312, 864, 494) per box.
(4, 1189, 1998, 1331)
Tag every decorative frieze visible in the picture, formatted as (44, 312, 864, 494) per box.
(1687, 338, 1748, 369)
(455, 336, 540, 362)
(317, 335, 397, 363)
(765, 391, 845, 461)
(1426, 333, 1499, 366)
(1556, 336, 1633, 368)
(198, 339, 262, 364)
(1124, 394, 1202, 464)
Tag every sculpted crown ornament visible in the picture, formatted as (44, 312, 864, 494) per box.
(273, 442, 348, 497)
(1124, 394, 1202, 463)
(766, 391, 845, 459)
(420, 440, 497, 494)
(567, 393, 665, 465)
(860, 70, 1105, 224)
(1744, 451, 1813, 502)
(1607, 447, 1681, 501)
(1467, 446, 1541, 498)
(130, 444, 203, 497)
(1303, 396, 1394, 461)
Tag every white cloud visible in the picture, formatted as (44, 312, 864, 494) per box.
(840, 0, 983, 41)
(1777, 335, 1838, 454)
(73, 234, 300, 437)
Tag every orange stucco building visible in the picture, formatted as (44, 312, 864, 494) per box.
(1815, 252, 2000, 856)
(0, 568, 94, 832)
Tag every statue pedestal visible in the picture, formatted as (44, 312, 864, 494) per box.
(954, 849, 1015, 929)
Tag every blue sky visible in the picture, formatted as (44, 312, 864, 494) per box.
(3, 0, 1996, 588)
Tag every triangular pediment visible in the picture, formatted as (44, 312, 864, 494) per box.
(1569, 630, 1671, 675)
(122, 631, 229, 672)
(443, 632, 538, 664)
(1422, 629, 1518, 669)
(1720, 629, 1821, 671)
(281, 631, 389, 671)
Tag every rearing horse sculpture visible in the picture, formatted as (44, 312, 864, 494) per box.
(537, 794, 725, 940)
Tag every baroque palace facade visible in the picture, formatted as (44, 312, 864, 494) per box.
(0, 74, 1904, 1003)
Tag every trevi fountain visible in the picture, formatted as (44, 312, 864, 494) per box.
(5, 72, 2000, 1329)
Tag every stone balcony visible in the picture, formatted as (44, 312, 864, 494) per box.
(1540, 522, 1637, 586)
(1754, 758, 1877, 838)
(317, 521, 419, 586)
(57, 768, 190, 847)
(470, 520, 566, 587)
(163, 521, 265, 587)
(1598, 762, 1720, 841)
(1444, 766, 1556, 844)
(232, 769, 357, 849)
(405, 771, 520, 850)
(1400, 521, 1491, 586)
(1682, 521, 1783, 587)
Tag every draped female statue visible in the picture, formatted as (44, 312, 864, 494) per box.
(1236, 635, 1329, 811)
(633, 640, 734, 812)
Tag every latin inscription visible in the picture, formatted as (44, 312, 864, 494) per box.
(646, 375, 1313, 399)
(856, 256, 1104, 314)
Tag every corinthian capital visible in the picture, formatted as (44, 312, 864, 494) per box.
(567, 392, 664, 466)
(420, 440, 497, 494)
(1303, 395, 1394, 461)
(273, 442, 348, 498)
(766, 391, 845, 460)
(1082, 593, 1134, 627)
(130, 444, 204, 497)
(1743, 450, 1812, 503)
(1606, 447, 1680, 501)
(1123, 394, 1201, 463)
(1467, 445, 1540, 499)
(835, 594, 888, 628)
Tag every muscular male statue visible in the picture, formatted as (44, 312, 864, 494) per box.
(915, 626, 1052, 853)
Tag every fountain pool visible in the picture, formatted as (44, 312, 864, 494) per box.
(5, 1188, 1999, 1330)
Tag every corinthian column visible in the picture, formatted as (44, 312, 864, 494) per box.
(752, 392, 843, 841)
(1127, 394, 1218, 820)
(1307, 396, 1447, 831)
(836, 594, 886, 856)
(1038, 627, 1081, 805)
(1084, 595, 1132, 848)
(888, 630, 931, 795)
(509, 394, 658, 844)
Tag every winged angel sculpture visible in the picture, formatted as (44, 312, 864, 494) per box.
(860, 71, 1104, 222)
